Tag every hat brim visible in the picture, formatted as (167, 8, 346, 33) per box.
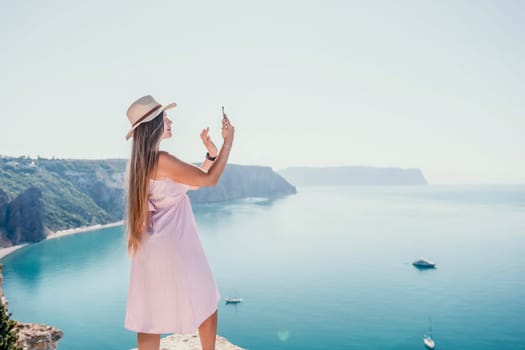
(125, 102, 177, 140)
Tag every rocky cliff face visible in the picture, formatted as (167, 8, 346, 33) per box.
(5, 186, 45, 245)
(0, 186, 46, 247)
(0, 263, 63, 350)
(0, 188, 9, 227)
(189, 164, 297, 203)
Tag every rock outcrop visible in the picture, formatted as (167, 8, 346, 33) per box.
(130, 332, 246, 350)
(0, 263, 64, 350)
(14, 323, 63, 350)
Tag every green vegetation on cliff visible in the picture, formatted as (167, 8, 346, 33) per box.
(0, 155, 296, 246)
(0, 301, 22, 350)
(0, 156, 120, 232)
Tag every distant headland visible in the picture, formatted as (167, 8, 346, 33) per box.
(279, 166, 427, 186)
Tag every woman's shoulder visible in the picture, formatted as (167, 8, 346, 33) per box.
(157, 151, 178, 164)
(156, 151, 170, 175)
(156, 151, 179, 177)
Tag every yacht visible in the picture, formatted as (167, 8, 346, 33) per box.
(423, 316, 435, 349)
(225, 289, 243, 304)
(412, 258, 436, 268)
(423, 336, 435, 349)
(225, 297, 243, 304)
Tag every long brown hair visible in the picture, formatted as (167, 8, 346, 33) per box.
(124, 111, 165, 257)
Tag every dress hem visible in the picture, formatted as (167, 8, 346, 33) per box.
(124, 293, 221, 335)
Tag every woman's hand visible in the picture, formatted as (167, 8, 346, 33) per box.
(221, 113, 235, 145)
(200, 127, 218, 157)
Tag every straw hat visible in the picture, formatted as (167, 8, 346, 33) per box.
(125, 95, 177, 140)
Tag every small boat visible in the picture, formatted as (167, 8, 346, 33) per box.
(225, 297, 243, 304)
(423, 316, 435, 349)
(423, 336, 435, 349)
(225, 289, 243, 304)
(412, 258, 436, 268)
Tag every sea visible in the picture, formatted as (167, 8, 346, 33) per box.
(2, 185, 524, 350)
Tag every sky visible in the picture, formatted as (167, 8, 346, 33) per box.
(1, 0, 524, 184)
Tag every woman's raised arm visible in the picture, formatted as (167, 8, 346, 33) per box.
(157, 114, 234, 187)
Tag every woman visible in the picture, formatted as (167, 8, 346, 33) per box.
(123, 95, 234, 350)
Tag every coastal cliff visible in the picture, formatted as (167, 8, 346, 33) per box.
(189, 164, 296, 202)
(0, 155, 296, 247)
(5, 187, 45, 245)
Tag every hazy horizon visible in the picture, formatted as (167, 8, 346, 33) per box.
(1, 1, 524, 184)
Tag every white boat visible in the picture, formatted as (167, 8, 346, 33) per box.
(423, 316, 435, 349)
(413, 258, 436, 268)
(225, 289, 243, 304)
(423, 336, 435, 349)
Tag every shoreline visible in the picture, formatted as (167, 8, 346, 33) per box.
(0, 221, 124, 260)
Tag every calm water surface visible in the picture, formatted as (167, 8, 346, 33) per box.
(2, 185, 525, 349)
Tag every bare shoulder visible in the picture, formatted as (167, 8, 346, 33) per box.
(158, 150, 171, 157)
(156, 150, 211, 186)
(158, 150, 173, 161)
(157, 151, 199, 174)
(157, 151, 178, 174)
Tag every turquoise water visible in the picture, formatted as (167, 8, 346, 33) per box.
(2, 185, 525, 349)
